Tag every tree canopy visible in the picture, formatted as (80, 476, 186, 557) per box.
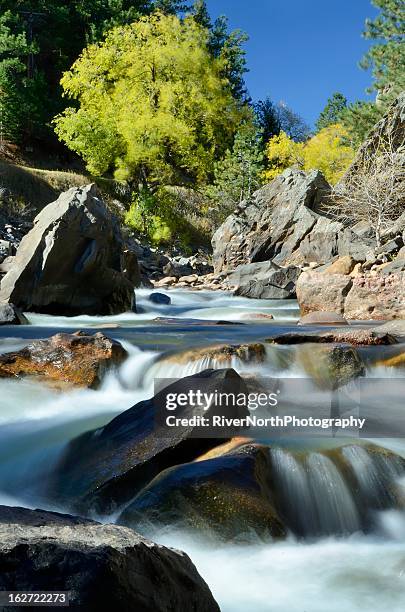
(0, 0, 188, 143)
(263, 124, 355, 185)
(255, 97, 310, 145)
(54, 12, 247, 186)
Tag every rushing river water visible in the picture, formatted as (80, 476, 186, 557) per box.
(0, 288, 404, 611)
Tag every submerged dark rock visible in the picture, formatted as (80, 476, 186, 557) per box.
(0, 505, 219, 612)
(119, 443, 286, 541)
(149, 292, 171, 305)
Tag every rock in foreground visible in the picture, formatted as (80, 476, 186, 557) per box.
(0, 331, 127, 388)
(0, 505, 219, 612)
(119, 443, 286, 541)
(0, 184, 138, 315)
(49, 369, 250, 514)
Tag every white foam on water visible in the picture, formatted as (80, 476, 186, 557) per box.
(25, 288, 300, 327)
(154, 531, 405, 612)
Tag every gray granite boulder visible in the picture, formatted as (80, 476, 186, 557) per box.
(212, 169, 375, 274)
(0, 184, 138, 315)
(0, 505, 219, 612)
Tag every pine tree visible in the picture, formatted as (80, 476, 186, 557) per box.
(316, 93, 348, 132)
(343, 0, 405, 145)
(205, 123, 264, 220)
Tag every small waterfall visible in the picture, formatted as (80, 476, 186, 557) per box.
(144, 354, 247, 386)
(306, 452, 360, 535)
(270, 449, 318, 535)
(114, 347, 159, 391)
(269, 445, 405, 538)
(341, 445, 403, 509)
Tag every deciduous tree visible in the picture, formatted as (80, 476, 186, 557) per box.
(54, 12, 246, 187)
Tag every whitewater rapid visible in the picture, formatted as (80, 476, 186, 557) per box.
(0, 288, 404, 611)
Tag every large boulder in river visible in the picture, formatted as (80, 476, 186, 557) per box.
(0, 331, 127, 389)
(224, 261, 300, 299)
(296, 271, 352, 315)
(0, 184, 138, 315)
(212, 168, 375, 274)
(119, 443, 286, 541)
(48, 369, 250, 514)
(344, 265, 405, 319)
(0, 505, 219, 612)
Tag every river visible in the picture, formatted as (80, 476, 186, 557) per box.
(0, 288, 404, 611)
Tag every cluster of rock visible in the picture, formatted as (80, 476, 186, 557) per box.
(0, 213, 31, 267)
(129, 239, 212, 286)
(209, 94, 405, 318)
(41, 345, 404, 537)
(297, 255, 405, 320)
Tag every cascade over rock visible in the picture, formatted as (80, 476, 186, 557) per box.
(119, 443, 286, 541)
(48, 368, 250, 514)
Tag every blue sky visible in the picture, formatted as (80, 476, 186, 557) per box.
(205, 0, 379, 127)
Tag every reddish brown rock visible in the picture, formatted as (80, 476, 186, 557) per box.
(376, 352, 405, 368)
(344, 272, 405, 320)
(298, 311, 348, 326)
(321, 256, 356, 276)
(0, 331, 127, 388)
(296, 267, 405, 321)
(296, 271, 352, 315)
(164, 343, 266, 365)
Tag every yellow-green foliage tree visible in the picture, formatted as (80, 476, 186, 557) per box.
(262, 131, 304, 182)
(263, 124, 355, 184)
(54, 11, 246, 187)
(303, 124, 355, 184)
